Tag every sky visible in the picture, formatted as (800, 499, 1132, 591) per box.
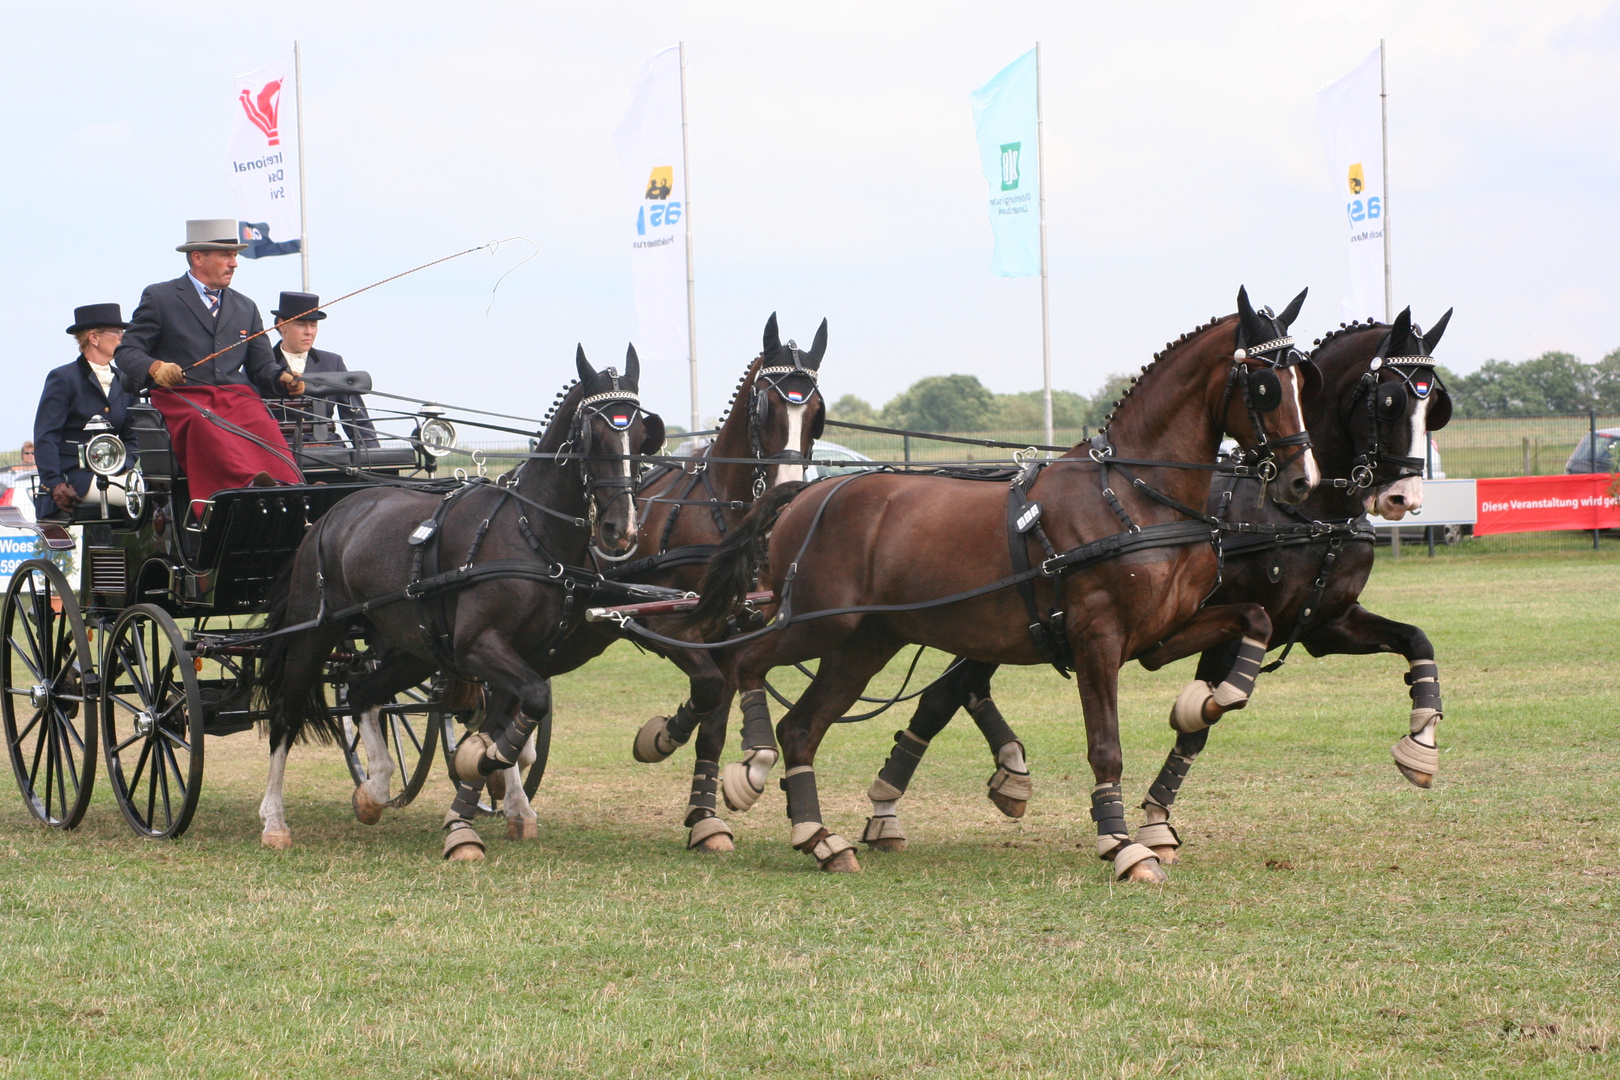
(3, 0, 1618, 443)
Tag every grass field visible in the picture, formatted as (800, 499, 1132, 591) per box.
(3, 551, 1618, 1079)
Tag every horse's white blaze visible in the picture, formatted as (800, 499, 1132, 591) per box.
(1289, 372, 1321, 489)
(620, 430, 637, 537)
(259, 742, 290, 835)
(358, 709, 394, 804)
(775, 403, 807, 486)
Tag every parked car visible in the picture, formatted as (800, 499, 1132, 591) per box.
(806, 440, 877, 481)
(1564, 428, 1620, 474)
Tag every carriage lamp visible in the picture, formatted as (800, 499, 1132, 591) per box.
(78, 417, 128, 477)
(417, 410, 458, 459)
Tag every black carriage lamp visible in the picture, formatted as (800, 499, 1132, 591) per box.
(77, 416, 144, 521)
(414, 404, 458, 475)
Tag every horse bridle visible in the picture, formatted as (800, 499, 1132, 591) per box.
(747, 343, 821, 497)
(1341, 341, 1451, 490)
(564, 371, 646, 550)
(1219, 332, 1318, 485)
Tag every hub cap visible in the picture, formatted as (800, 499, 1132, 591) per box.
(29, 684, 49, 709)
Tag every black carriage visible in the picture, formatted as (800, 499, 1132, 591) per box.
(1, 374, 495, 838)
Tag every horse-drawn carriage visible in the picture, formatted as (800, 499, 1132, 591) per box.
(0, 372, 494, 837)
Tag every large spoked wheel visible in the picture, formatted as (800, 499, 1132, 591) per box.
(100, 604, 205, 839)
(442, 704, 550, 815)
(339, 682, 442, 809)
(1, 560, 97, 829)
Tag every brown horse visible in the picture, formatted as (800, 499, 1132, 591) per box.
(541, 313, 826, 851)
(848, 307, 1455, 859)
(689, 288, 1319, 879)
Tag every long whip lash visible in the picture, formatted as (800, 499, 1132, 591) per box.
(179, 237, 531, 377)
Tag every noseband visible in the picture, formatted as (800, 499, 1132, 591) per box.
(747, 343, 820, 496)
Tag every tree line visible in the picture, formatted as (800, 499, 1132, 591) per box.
(829, 350, 1620, 433)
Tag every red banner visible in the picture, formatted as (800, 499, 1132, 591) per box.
(1474, 473, 1620, 535)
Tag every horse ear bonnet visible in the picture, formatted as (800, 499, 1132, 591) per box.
(575, 345, 594, 385)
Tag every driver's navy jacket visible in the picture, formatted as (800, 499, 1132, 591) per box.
(32, 355, 139, 517)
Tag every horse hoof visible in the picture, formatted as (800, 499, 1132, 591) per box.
(506, 818, 538, 841)
(443, 822, 486, 861)
(821, 849, 861, 873)
(988, 790, 1028, 819)
(1151, 845, 1180, 867)
(694, 832, 734, 853)
(1395, 762, 1434, 789)
(866, 837, 906, 853)
(1123, 857, 1168, 884)
(351, 786, 386, 825)
(260, 829, 292, 850)
(445, 842, 485, 862)
(633, 716, 678, 763)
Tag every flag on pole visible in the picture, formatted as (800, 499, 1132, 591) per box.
(228, 54, 302, 260)
(1317, 48, 1385, 321)
(613, 46, 689, 363)
(971, 49, 1041, 278)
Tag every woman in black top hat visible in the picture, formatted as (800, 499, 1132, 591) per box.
(271, 290, 379, 448)
(33, 303, 140, 519)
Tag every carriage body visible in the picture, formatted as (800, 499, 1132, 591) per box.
(3, 388, 451, 837)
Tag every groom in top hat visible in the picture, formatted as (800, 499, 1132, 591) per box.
(113, 219, 305, 501)
(271, 291, 379, 448)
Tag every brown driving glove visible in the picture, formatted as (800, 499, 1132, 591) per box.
(149, 361, 185, 387)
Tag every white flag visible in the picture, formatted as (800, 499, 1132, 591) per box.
(1317, 48, 1385, 322)
(613, 46, 689, 363)
(228, 54, 302, 259)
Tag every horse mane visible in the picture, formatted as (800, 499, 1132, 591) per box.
(535, 378, 587, 452)
(1103, 314, 1233, 428)
(714, 354, 766, 429)
(1309, 318, 1387, 356)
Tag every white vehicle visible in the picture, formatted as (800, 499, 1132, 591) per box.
(805, 440, 876, 482)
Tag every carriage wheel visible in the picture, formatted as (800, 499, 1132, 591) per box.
(339, 682, 441, 809)
(99, 604, 205, 839)
(1, 560, 97, 829)
(440, 703, 549, 813)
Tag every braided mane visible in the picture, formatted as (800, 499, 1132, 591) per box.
(1103, 314, 1231, 427)
(1309, 318, 1386, 355)
(715, 353, 766, 428)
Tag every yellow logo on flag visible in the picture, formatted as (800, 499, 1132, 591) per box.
(1347, 162, 1365, 195)
(644, 167, 673, 201)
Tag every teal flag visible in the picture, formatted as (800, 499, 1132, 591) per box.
(970, 49, 1040, 277)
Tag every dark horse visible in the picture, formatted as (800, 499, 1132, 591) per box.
(543, 312, 827, 852)
(846, 307, 1455, 858)
(254, 347, 664, 859)
(689, 288, 1320, 879)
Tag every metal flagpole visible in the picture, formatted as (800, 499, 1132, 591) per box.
(295, 40, 310, 291)
(680, 42, 700, 436)
(1379, 39, 1390, 322)
(1035, 41, 1053, 448)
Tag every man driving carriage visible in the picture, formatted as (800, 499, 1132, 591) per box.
(113, 218, 305, 498)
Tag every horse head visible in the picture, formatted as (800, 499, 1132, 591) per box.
(749, 312, 828, 489)
(1226, 285, 1321, 505)
(573, 344, 665, 558)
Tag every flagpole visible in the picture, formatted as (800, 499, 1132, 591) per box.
(1379, 38, 1390, 322)
(1035, 42, 1053, 448)
(295, 40, 309, 291)
(679, 41, 700, 436)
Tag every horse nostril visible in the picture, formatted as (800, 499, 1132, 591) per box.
(1388, 494, 1407, 507)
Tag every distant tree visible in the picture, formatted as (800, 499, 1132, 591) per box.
(881, 374, 997, 432)
(1087, 373, 1136, 426)
(1591, 349, 1620, 413)
(1447, 352, 1595, 417)
(828, 394, 877, 425)
(990, 389, 1094, 430)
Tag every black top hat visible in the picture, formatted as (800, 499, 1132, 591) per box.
(65, 303, 128, 335)
(271, 291, 327, 322)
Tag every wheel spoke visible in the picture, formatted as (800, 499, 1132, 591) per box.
(13, 706, 44, 745)
(160, 737, 188, 803)
(157, 721, 192, 754)
(52, 714, 72, 819)
(126, 736, 153, 801)
(42, 711, 56, 819)
(112, 727, 145, 754)
(16, 593, 45, 670)
(27, 710, 48, 790)
(115, 638, 151, 702)
(7, 634, 44, 681)
(107, 693, 146, 718)
(57, 706, 86, 753)
(154, 736, 173, 828)
(145, 737, 160, 827)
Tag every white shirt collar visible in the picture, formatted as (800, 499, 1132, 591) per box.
(186, 271, 221, 301)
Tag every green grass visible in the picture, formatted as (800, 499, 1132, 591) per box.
(3, 552, 1618, 1078)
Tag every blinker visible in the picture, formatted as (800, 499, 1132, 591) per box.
(1248, 368, 1282, 412)
(1376, 382, 1408, 422)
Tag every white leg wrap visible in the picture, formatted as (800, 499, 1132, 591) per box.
(1095, 832, 1132, 859)
(860, 814, 906, 845)
(1110, 841, 1160, 881)
(1210, 678, 1250, 709)
(790, 820, 825, 848)
(987, 765, 1033, 802)
(687, 816, 734, 849)
(451, 731, 493, 784)
(866, 777, 904, 802)
(721, 747, 777, 813)
(1391, 732, 1439, 775)
(1135, 821, 1181, 850)
(868, 798, 898, 817)
(1170, 680, 1215, 734)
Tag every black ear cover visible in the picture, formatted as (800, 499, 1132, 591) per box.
(575, 345, 594, 384)
(1375, 381, 1408, 422)
(1248, 367, 1283, 412)
(638, 412, 666, 456)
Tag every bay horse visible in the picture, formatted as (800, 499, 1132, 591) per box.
(846, 307, 1454, 858)
(254, 347, 664, 859)
(541, 312, 827, 852)
(689, 288, 1320, 879)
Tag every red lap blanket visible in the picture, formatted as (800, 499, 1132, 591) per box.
(151, 385, 303, 512)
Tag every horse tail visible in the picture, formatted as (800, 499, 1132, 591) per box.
(688, 481, 807, 638)
(253, 559, 340, 747)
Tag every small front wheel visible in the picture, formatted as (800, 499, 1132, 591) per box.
(100, 605, 205, 839)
